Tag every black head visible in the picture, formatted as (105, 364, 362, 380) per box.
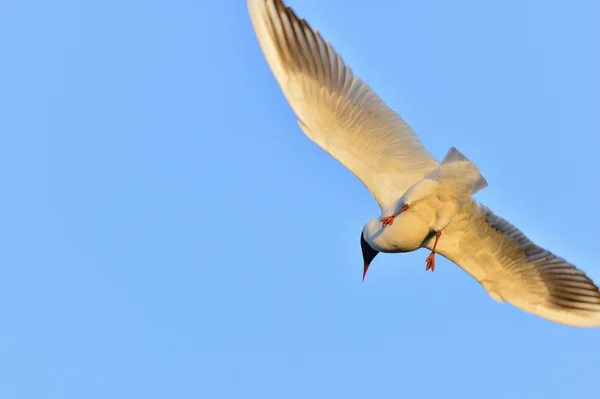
(361, 232, 379, 281)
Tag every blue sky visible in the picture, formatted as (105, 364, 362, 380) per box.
(1, 0, 599, 398)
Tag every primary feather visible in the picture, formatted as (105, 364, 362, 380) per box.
(433, 203, 600, 327)
(247, 0, 438, 208)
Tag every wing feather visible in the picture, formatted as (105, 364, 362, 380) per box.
(433, 201, 600, 327)
(248, 0, 438, 207)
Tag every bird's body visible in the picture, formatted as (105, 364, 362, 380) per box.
(365, 147, 484, 253)
(247, 0, 600, 327)
(364, 203, 435, 254)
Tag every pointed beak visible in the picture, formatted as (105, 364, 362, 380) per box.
(360, 233, 379, 282)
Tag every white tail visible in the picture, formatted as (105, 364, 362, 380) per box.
(428, 147, 488, 198)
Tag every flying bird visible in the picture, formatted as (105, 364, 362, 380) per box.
(247, 0, 600, 327)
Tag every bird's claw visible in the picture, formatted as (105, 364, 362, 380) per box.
(380, 216, 394, 228)
(425, 252, 436, 272)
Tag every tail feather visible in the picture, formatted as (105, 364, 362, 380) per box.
(441, 147, 469, 164)
(429, 147, 487, 198)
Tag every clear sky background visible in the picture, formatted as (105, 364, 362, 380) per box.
(1, 0, 599, 398)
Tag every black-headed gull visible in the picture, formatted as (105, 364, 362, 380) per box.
(247, 0, 600, 327)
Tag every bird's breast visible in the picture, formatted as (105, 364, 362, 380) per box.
(369, 211, 433, 253)
(369, 196, 458, 253)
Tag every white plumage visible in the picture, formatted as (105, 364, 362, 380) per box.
(247, 0, 600, 327)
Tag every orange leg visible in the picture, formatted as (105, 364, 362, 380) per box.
(380, 204, 409, 228)
(425, 230, 442, 272)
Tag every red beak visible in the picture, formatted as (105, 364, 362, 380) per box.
(362, 262, 370, 282)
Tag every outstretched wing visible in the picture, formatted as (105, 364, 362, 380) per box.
(432, 200, 600, 327)
(247, 0, 438, 208)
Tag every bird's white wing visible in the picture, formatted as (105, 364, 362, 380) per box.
(248, 0, 438, 208)
(432, 200, 600, 327)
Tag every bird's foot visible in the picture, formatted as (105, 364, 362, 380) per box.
(380, 204, 410, 228)
(425, 252, 436, 272)
(380, 216, 394, 228)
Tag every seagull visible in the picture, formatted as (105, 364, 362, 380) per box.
(247, 0, 600, 327)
